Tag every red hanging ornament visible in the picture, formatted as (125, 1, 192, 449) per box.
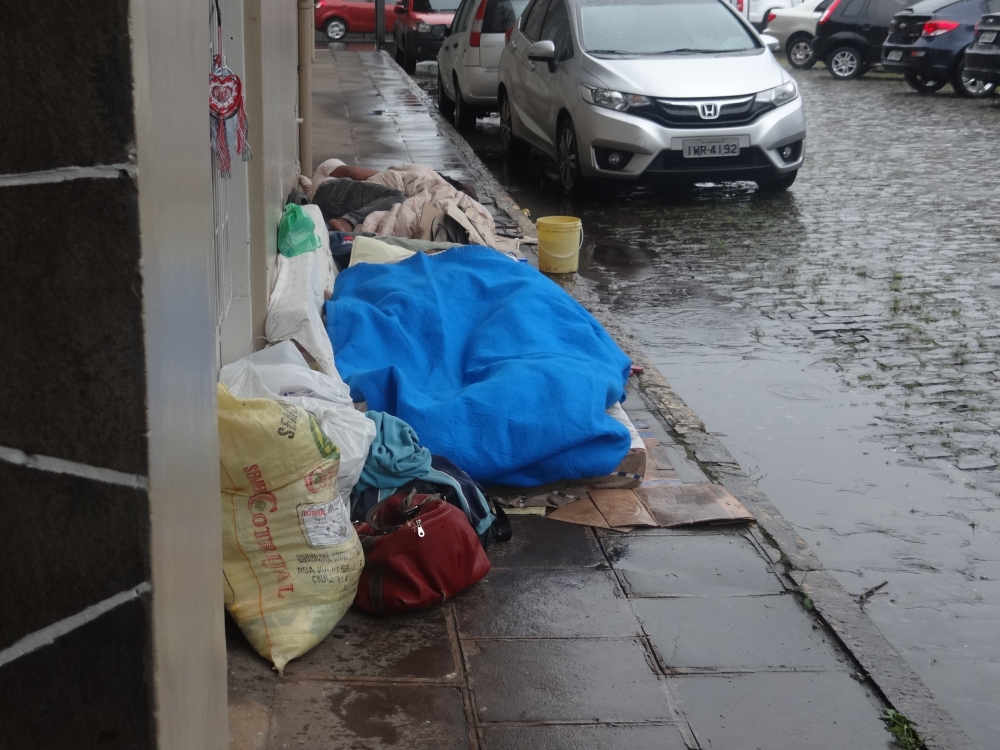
(210, 2, 251, 177)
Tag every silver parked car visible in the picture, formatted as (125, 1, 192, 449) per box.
(438, 0, 530, 131)
(746, 0, 806, 29)
(762, 0, 826, 68)
(497, 0, 806, 193)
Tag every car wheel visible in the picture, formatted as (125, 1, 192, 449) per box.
(402, 44, 417, 74)
(904, 71, 946, 94)
(786, 34, 815, 69)
(499, 91, 529, 159)
(325, 18, 347, 41)
(453, 79, 477, 132)
(827, 47, 864, 80)
(757, 171, 797, 192)
(556, 117, 587, 195)
(952, 57, 997, 98)
(437, 71, 455, 118)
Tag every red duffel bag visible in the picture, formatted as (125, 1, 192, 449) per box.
(353, 488, 491, 615)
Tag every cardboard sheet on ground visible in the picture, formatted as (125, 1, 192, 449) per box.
(549, 483, 753, 532)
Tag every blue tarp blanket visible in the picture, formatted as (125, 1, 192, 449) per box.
(326, 246, 632, 487)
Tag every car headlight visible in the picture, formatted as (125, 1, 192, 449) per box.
(416, 22, 431, 32)
(580, 86, 651, 111)
(755, 80, 797, 107)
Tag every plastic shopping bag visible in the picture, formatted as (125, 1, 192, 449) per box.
(218, 384, 363, 672)
(277, 203, 321, 257)
(220, 341, 376, 506)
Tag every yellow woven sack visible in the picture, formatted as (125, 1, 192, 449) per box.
(218, 384, 363, 672)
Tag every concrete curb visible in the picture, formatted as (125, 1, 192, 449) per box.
(387, 51, 975, 750)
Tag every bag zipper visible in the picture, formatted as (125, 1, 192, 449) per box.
(415, 518, 425, 538)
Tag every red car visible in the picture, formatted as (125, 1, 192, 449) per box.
(315, 0, 400, 41)
(392, 0, 461, 73)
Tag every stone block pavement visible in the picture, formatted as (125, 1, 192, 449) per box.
(225, 48, 919, 749)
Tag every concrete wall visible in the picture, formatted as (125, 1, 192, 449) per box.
(218, 0, 256, 368)
(0, 0, 302, 745)
(131, 0, 231, 747)
(244, 0, 302, 342)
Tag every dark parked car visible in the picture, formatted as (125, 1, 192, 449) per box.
(882, 0, 997, 96)
(813, 0, 908, 78)
(965, 6, 1000, 83)
(393, 0, 462, 73)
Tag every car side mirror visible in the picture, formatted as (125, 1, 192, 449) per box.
(394, 5, 407, 14)
(760, 33, 780, 52)
(526, 40, 556, 62)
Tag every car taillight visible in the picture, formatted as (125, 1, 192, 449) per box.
(767, 11, 777, 22)
(469, 0, 488, 47)
(921, 19, 960, 36)
(505, 24, 515, 44)
(819, 0, 840, 24)
(736, 0, 744, 12)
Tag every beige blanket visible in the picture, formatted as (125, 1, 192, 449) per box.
(304, 161, 497, 245)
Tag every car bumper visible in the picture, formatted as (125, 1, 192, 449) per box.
(570, 95, 806, 181)
(407, 34, 444, 61)
(965, 47, 1000, 83)
(881, 44, 955, 77)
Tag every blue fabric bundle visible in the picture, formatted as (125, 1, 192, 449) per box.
(352, 411, 494, 535)
(326, 246, 632, 487)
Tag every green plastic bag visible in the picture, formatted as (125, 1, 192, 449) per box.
(278, 204, 322, 257)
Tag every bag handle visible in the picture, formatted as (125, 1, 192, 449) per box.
(489, 501, 512, 543)
(365, 487, 424, 534)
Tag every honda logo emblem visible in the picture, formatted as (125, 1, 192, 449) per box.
(698, 102, 720, 119)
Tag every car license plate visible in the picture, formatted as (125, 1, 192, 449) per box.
(682, 138, 740, 158)
(981, 31, 997, 44)
(886, 49, 903, 61)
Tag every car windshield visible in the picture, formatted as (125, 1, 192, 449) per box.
(579, 0, 758, 55)
(413, 0, 462, 11)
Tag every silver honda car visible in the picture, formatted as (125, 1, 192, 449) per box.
(496, 0, 806, 193)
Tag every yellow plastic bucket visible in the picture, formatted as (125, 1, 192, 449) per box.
(537, 216, 583, 274)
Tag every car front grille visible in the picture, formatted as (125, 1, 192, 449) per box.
(630, 95, 776, 129)
(888, 15, 930, 44)
(646, 147, 771, 173)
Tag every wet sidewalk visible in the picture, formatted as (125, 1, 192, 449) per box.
(224, 48, 958, 750)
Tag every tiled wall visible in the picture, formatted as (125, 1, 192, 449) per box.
(0, 1, 227, 747)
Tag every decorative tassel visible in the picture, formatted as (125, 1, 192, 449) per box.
(209, 1, 251, 178)
(215, 114, 232, 177)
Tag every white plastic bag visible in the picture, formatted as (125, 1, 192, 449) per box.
(265, 204, 338, 376)
(220, 341, 376, 506)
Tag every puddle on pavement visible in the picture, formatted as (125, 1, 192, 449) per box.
(413, 62, 1000, 747)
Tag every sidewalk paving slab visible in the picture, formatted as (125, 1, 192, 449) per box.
(268, 681, 471, 750)
(455, 569, 640, 639)
(465, 637, 675, 724)
(481, 724, 690, 750)
(673, 672, 894, 749)
(603, 531, 787, 598)
(635, 595, 847, 671)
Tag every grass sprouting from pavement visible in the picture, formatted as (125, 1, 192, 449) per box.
(881, 710, 924, 749)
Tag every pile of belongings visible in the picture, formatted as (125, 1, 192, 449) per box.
(217, 160, 658, 672)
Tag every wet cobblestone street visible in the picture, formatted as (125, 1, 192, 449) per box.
(412, 61, 1000, 748)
